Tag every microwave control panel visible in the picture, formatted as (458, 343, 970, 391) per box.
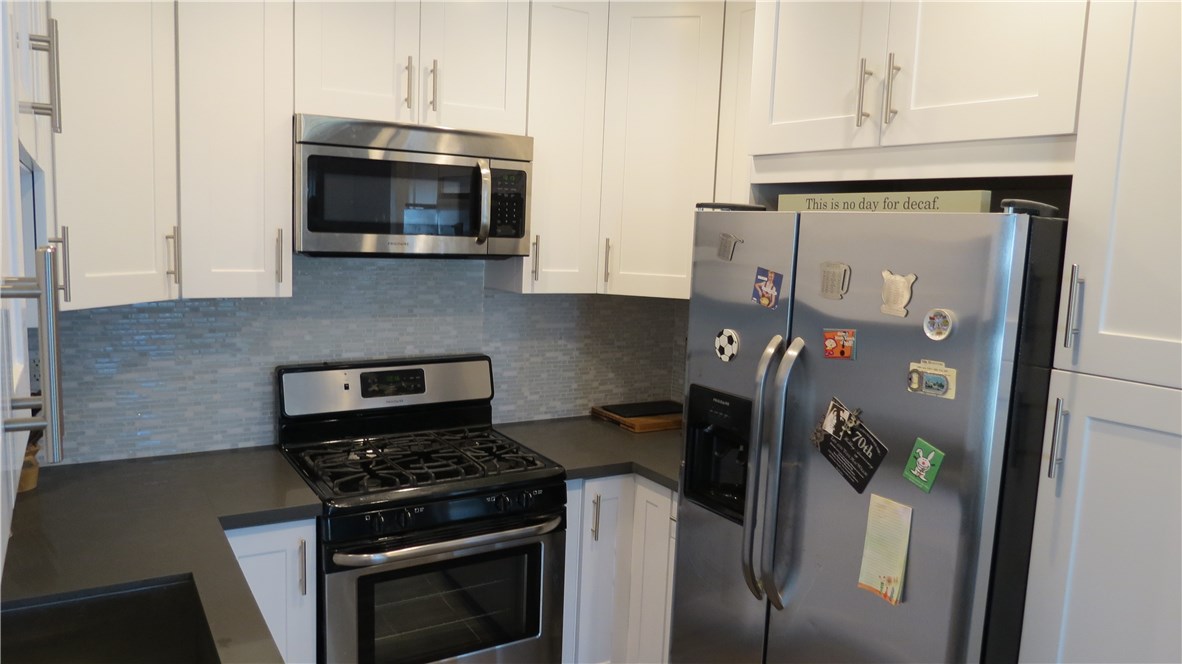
(491, 170, 527, 238)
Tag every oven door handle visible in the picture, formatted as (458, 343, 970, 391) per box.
(332, 515, 562, 568)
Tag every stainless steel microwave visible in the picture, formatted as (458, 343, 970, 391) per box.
(294, 114, 532, 258)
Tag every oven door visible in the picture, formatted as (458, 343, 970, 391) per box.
(296, 143, 530, 257)
(323, 515, 564, 664)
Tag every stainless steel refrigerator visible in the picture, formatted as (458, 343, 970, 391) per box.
(670, 205, 1065, 663)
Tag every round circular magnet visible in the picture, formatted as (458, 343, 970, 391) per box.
(714, 328, 740, 362)
(923, 308, 956, 341)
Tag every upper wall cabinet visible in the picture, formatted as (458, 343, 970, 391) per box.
(749, 1, 1087, 156)
(294, 1, 529, 135)
(1053, 0, 1181, 389)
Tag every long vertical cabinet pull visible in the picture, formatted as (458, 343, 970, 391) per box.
(275, 228, 284, 284)
(882, 52, 901, 125)
(47, 226, 71, 302)
(165, 227, 181, 285)
(24, 19, 62, 132)
(2, 247, 65, 463)
(855, 57, 873, 127)
(531, 235, 541, 282)
(298, 538, 307, 596)
(429, 59, 439, 111)
(591, 494, 602, 541)
(1047, 398, 1069, 479)
(404, 56, 415, 110)
(1062, 264, 1083, 349)
(603, 239, 611, 283)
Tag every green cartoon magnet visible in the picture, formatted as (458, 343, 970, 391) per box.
(903, 438, 944, 493)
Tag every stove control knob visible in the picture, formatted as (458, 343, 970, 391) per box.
(396, 508, 412, 529)
(495, 494, 512, 512)
(520, 491, 534, 508)
(371, 512, 386, 534)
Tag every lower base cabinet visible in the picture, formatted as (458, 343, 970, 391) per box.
(225, 519, 317, 664)
(565, 475, 677, 663)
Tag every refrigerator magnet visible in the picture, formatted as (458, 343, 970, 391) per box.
(880, 270, 917, 318)
(903, 438, 945, 493)
(822, 329, 857, 360)
(923, 308, 956, 341)
(810, 397, 888, 494)
(906, 359, 958, 400)
(714, 329, 740, 362)
(751, 267, 784, 309)
(857, 494, 912, 606)
(820, 261, 851, 300)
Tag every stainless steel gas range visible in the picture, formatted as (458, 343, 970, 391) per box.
(275, 355, 566, 664)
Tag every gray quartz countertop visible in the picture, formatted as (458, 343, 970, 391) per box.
(0, 416, 682, 662)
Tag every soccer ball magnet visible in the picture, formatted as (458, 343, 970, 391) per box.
(715, 329, 740, 362)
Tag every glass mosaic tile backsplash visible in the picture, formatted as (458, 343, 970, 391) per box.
(54, 257, 688, 464)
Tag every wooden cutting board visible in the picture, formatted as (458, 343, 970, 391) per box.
(591, 406, 682, 433)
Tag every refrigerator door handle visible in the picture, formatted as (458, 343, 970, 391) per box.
(760, 336, 806, 611)
(742, 335, 784, 600)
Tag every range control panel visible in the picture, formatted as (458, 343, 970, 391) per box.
(490, 170, 527, 238)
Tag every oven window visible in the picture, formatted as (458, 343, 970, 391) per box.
(306, 155, 480, 238)
(357, 544, 542, 664)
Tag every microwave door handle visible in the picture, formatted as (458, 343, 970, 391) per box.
(476, 158, 492, 245)
(333, 515, 562, 568)
(742, 335, 783, 600)
(760, 336, 805, 611)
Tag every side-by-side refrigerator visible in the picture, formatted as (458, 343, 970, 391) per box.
(670, 205, 1065, 662)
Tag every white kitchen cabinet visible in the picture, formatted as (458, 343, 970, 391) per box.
(226, 519, 317, 664)
(624, 476, 675, 664)
(750, 1, 1086, 156)
(1020, 371, 1181, 663)
(50, 1, 177, 310)
(563, 479, 586, 663)
(598, 2, 723, 300)
(575, 475, 634, 663)
(177, 1, 293, 299)
(485, 2, 608, 295)
(1053, 0, 1181, 390)
(294, 1, 528, 135)
(713, 1, 756, 205)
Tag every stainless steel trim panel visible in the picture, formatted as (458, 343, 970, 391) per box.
(281, 357, 494, 417)
(295, 114, 533, 162)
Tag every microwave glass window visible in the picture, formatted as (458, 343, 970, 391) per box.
(357, 545, 542, 664)
(307, 156, 479, 238)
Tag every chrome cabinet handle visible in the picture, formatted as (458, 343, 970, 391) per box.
(1047, 398, 1069, 479)
(531, 234, 540, 282)
(855, 57, 873, 127)
(2, 246, 65, 463)
(429, 59, 439, 111)
(47, 225, 71, 303)
(334, 516, 561, 568)
(298, 538, 307, 596)
(275, 228, 284, 284)
(1063, 264, 1083, 349)
(760, 336, 806, 611)
(603, 238, 611, 283)
(25, 19, 62, 133)
(165, 226, 181, 284)
(476, 159, 491, 245)
(404, 56, 414, 110)
(742, 335, 784, 600)
(591, 494, 601, 541)
(883, 52, 901, 125)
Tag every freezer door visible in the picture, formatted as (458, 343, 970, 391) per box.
(671, 210, 796, 662)
(763, 212, 1028, 663)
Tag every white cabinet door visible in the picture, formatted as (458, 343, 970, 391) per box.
(226, 520, 317, 664)
(1020, 371, 1181, 663)
(563, 479, 585, 663)
(625, 476, 674, 664)
(599, 2, 723, 300)
(51, 1, 177, 310)
(749, 1, 887, 155)
(485, 1, 606, 295)
(879, 1, 1086, 148)
(178, 1, 293, 299)
(577, 475, 634, 664)
(418, 0, 529, 135)
(714, 1, 756, 204)
(294, 1, 419, 124)
(1053, 0, 1181, 389)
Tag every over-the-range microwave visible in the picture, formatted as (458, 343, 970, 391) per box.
(294, 114, 532, 258)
